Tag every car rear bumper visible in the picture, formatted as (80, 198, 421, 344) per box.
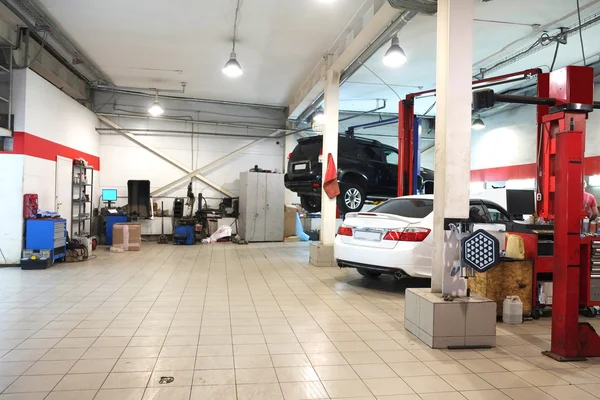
(284, 175, 321, 196)
(334, 236, 432, 278)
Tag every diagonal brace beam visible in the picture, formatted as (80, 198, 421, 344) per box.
(150, 130, 283, 197)
(98, 116, 235, 198)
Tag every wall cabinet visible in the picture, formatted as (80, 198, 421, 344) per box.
(239, 172, 284, 242)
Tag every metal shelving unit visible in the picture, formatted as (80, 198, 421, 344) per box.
(72, 162, 93, 237)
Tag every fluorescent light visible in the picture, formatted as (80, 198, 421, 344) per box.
(223, 51, 243, 78)
(383, 35, 407, 68)
(506, 179, 535, 189)
(313, 109, 326, 125)
(589, 175, 600, 187)
(148, 95, 164, 117)
(472, 116, 485, 130)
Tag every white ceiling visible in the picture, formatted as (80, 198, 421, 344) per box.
(35, 0, 366, 105)
(34, 0, 600, 116)
(341, 0, 600, 115)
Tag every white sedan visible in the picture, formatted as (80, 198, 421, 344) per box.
(334, 195, 512, 279)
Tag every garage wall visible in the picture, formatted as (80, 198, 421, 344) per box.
(0, 69, 100, 263)
(421, 82, 600, 178)
(17, 70, 100, 211)
(0, 155, 25, 264)
(471, 105, 536, 171)
(94, 91, 287, 212)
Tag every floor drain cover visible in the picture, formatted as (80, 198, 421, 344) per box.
(159, 377, 174, 384)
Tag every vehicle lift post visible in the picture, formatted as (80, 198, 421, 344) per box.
(473, 66, 600, 360)
(397, 68, 543, 197)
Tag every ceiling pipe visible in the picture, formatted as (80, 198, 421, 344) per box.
(387, 0, 437, 14)
(96, 127, 282, 140)
(295, 10, 419, 123)
(1, 0, 109, 84)
(95, 82, 187, 94)
(95, 112, 288, 132)
(93, 87, 287, 111)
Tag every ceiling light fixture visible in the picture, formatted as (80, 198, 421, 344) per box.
(383, 35, 407, 68)
(223, 0, 243, 78)
(313, 109, 326, 125)
(472, 115, 485, 130)
(148, 93, 164, 117)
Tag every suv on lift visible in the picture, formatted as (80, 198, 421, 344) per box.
(284, 135, 434, 214)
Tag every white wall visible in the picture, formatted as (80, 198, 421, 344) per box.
(22, 71, 100, 157)
(0, 155, 24, 263)
(95, 92, 287, 212)
(470, 82, 600, 171)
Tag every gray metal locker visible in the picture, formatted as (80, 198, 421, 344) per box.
(239, 172, 284, 242)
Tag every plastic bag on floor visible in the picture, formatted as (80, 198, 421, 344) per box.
(208, 225, 232, 243)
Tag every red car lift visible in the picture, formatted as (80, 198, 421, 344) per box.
(397, 68, 542, 196)
(473, 66, 600, 360)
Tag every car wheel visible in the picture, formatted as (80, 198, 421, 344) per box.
(300, 196, 321, 213)
(357, 268, 382, 278)
(338, 183, 366, 214)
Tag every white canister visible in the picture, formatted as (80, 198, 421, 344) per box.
(503, 296, 523, 325)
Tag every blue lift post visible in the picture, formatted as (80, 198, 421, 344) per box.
(413, 117, 422, 194)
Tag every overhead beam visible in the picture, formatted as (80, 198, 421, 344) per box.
(287, 0, 402, 120)
(150, 130, 283, 197)
(0, 8, 88, 101)
(98, 116, 235, 198)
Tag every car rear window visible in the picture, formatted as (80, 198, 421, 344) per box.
(370, 198, 434, 218)
(292, 141, 321, 159)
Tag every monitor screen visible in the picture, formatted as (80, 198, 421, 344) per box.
(506, 189, 535, 215)
(102, 189, 117, 202)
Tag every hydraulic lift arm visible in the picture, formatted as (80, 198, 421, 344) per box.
(472, 66, 600, 360)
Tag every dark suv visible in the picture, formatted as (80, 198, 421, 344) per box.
(284, 135, 434, 213)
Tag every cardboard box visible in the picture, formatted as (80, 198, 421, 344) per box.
(284, 205, 301, 238)
(112, 223, 142, 251)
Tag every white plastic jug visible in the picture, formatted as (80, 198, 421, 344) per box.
(503, 296, 523, 325)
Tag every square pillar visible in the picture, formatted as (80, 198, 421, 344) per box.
(311, 69, 340, 267)
(404, 0, 493, 350)
(431, 0, 474, 295)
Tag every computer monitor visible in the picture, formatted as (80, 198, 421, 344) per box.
(102, 189, 117, 202)
(506, 189, 536, 216)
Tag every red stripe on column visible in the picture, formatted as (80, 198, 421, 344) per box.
(0, 131, 100, 170)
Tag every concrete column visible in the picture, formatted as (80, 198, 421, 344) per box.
(431, 0, 473, 294)
(320, 69, 340, 246)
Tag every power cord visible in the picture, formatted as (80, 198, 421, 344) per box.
(576, 0, 588, 65)
(360, 62, 401, 100)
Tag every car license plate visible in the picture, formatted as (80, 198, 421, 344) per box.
(354, 230, 381, 241)
(294, 163, 307, 171)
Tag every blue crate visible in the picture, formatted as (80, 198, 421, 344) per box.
(173, 225, 195, 245)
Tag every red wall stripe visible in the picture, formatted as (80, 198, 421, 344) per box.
(0, 132, 100, 171)
(470, 155, 600, 182)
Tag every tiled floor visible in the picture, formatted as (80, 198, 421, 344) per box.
(1, 243, 600, 400)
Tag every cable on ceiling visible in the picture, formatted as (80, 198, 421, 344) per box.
(232, 0, 241, 52)
(13, 29, 48, 69)
(476, 11, 600, 77)
(550, 40, 560, 71)
(576, 0, 588, 65)
(359, 62, 401, 100)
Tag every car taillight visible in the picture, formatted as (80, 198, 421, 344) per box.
(318, 148, 323, 163)
(288, 152, 292, 159)
(384, 227, 431, 242)
(337, 226, 353, 236)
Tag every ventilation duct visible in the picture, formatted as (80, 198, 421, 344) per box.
(387, 0, 437, 14)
